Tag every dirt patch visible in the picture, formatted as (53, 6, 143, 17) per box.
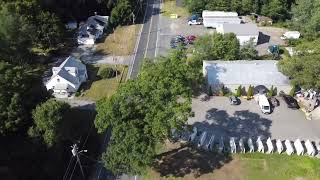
(153, 145, 232, 179)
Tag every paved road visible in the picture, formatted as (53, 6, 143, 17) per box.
(88, 0, 160, 179)
(130, 0, 160, 78)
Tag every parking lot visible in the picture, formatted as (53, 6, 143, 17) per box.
(188, 96, 320, 141)
(157, 14, 288, 57)
(157, 16, 214, 56)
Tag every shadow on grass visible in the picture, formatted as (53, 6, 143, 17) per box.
(153, 145, 232, 178)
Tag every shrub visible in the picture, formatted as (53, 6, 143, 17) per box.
(289, 86, 296, 96)
(75, 91, 81, 97)
(99, 67, 115, 79)
(235, 85, 242, 97)
(247, 85, 254, 98)
(208, 86, 213, 96)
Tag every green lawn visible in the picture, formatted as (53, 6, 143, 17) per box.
(143, 148, 320, 180)
(78, 64, 128, 101)
(162, 0, 190, 19)
(95, 24, 141, 56)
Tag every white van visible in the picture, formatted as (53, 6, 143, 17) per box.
(258, 94, 271, 114)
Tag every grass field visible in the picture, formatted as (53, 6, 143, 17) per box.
(162, 0, 190, 19)
(78, 64, 128, 101)
(143, 144, 320, 180)
(95, 24, 141, 56)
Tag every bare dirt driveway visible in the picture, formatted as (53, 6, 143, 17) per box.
(188, 96, 320, 141)
(256, 27, 287, 56)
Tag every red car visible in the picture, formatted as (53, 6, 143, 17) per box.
(186, 35, 196, 44)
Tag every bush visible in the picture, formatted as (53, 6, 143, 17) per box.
(98, 67, 115, 79)
(75, 91, 81, 97)
(289, 86, 296, 96)
(208, 86, 213, 96)
(247, 85, 254, 98)
(235, 85, 242, 97)
(268, 85, 277, 97)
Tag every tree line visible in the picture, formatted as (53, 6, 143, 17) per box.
(184, 0, 291, 21)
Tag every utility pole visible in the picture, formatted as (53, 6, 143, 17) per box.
(132, 12, 136, 24)
(71, 144, 87, 180)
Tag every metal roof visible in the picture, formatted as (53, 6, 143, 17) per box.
(220, 24, 259, 36)
(203, 60, 290, 86)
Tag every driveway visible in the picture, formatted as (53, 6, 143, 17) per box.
(188, 96, 320, 141)
(256, 27, 287, 56)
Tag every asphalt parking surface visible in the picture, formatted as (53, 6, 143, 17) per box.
(157, 16, 215, 56)
(188, 96, 320, 141)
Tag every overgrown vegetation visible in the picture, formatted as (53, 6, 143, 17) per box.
(278, 39, 320, 90)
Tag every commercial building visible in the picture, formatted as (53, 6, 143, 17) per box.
(216, 24, 259, 45)
(203, 60, 291, 94)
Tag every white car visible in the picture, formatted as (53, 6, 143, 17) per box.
(188, 19, 202, 25)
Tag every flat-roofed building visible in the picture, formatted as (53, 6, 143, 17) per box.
(217, 23, 259, 45)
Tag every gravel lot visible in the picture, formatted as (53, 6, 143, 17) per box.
(256, 27, 287, 56)
(157, 16, 215, 56)
(188, 96, 320, 141)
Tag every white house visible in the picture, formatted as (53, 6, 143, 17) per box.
(203, 60, 291, 94)
(45, 56, 88, 97)
(202, 10, 241, 28)
(77, 15, 109, 45)
(216, 24, 259, 45)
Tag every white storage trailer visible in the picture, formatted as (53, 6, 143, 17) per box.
(281, 31, 300, 40)
(202, 10, 241, 28)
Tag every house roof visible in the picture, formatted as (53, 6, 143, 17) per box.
(47, 56, 85, 85)
(59, 56, 86, 70)
(220, 24, 259, 36)
(203, 60, 290, 86)
(78, 15, 108, 38)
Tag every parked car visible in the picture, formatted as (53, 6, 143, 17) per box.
(258, 94, 271, 114)
(188, 15, 202, 25)
(186, 35, 196, 44)
(170, 35, 186, 49)
(268, 97, 279, 107)
(279, 91, 299, 109)
(229, 96, 240, 105)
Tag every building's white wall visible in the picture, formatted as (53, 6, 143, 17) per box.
(46, 75, 77, 91)
(237, 35, 258, 45)
(209, 84, 291, 95)
(203, 19, 241, 28)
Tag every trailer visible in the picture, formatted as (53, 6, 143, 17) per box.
(280, 31, 300, 40)
(202, 10, 241, 28)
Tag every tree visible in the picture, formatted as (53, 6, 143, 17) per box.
(0, 3, 33, 63)
(240, 39, 258, 59)
(29, 100, 70, 147)
(291, 0, 320, 39)
(235, 85, 242, 97)
(193, 33, 240, 61)
(95, 50, 200, 174)
(262, 0, 288, 21)
(184, 0, 206, 13)
(241, 0, 253, 14)
(231, 0, 242, 12)
(32, 11, 64, 50)
(110, 0, 133, 26)
(0, 62, 46, 135)
(278, 54, 320, 90)
(247, 85, 254, 98)
(205, 0, 230, 11)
